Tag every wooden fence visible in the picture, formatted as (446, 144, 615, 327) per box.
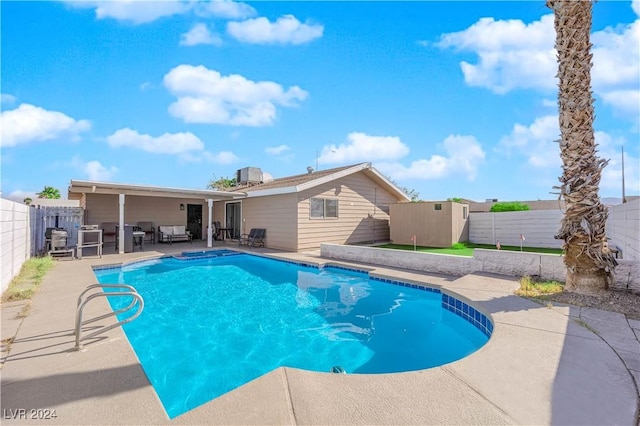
(30, 206, 84, 256)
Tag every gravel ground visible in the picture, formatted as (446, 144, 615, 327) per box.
(540, 290, 640, 320)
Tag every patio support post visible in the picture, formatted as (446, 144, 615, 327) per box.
(207, 199, 213, 248)
(118, 194, 125, 254)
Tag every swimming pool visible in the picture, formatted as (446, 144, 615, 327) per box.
(94, 252, 491, 418)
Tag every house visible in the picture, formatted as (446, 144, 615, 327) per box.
(216, 162, 410, 251)
(67, 162, 410, 252)
(390, 201, 469, 248)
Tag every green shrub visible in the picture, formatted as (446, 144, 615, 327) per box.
(490, 202, 530, 212)
(451, 242, 466, 250)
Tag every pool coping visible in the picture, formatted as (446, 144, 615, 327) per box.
(1, 242, 638, 425)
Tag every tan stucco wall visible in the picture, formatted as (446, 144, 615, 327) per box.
(84, 194, 212, 240)
(238, 195, 298, 251)
(390, 201, 468, 248)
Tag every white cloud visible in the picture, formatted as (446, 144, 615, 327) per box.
(379, 135, 485, 181)
(179, 150, 239, 164)
(163, 64, 308, 126)
(6, 190, 38, 203)
(203, 150, 239, 164)
(106, 127, 204, 154)
(542, 99, 557, 108)
(1, 94, 17, 104)
(140, 82, 153, 91)
(633, 0, 640, 17)
(436, 15, 556, 94)
(194, 0, 256, 20)
(591, 19, 640, 119)
(227, 15, 323, 45)
(499, 115, 559, 167)
(0, 103, 90, 147)
(594, 132, 640, 193)
(497, 114, 639, 193)
(265, 144, 291, 155)
(318, 132, 410, 164)
(600, 90, 640, 117)
(436, 8, 639, 121)
(180, 23, 222, 46)
(83, 160, 118, 181)
(68, 1, 190, 25)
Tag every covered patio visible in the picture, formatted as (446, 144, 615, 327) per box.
(68, 180, 246, 254)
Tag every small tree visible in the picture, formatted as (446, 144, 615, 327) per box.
(37, 186, 61, 199)
(447, 197, 463, 203)
(386, 176, 420, 201)
(207, 175, 237, 191)
(23, 197, 32, 205)
(490, 202, 530, 212)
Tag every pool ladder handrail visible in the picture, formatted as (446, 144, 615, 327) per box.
(74, 284, 144, 350)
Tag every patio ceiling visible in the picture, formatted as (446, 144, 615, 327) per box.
(68, 179, 247, 201)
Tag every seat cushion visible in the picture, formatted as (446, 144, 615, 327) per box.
(173, 225, 186, 235)
(159, 226, 174, 236)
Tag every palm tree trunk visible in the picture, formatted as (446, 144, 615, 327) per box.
(547, 0, 617, 294)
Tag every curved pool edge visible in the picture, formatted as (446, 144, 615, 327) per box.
(20, 246, 635, 425)
(174, 267, 637, 425)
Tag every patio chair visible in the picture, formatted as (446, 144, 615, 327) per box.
(137, 221, 155, 244)
(101, 222, 118, 245)
(213, 221, 222, 241)
(238, 228, 266, 248)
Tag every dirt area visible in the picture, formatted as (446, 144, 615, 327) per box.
(539, 290, 640, 321)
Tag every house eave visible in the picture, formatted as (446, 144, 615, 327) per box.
(68, 179, 247, 200)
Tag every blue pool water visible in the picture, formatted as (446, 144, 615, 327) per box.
(94, 253, 490, 418)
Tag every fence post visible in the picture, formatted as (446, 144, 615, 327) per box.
(491, 212, 496, 244)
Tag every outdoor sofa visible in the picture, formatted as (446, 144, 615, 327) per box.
(158, 225, 192, 245)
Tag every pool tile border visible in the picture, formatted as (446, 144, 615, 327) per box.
(442, 293, 493, 337)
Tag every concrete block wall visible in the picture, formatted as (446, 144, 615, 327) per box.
(1, 198, 31, 293)
(320, 244, 639, 293)
(607, 199, 640, 261)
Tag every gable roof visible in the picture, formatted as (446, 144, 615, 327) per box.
(237, 162, 411, 201)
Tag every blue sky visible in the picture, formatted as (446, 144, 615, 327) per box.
(1, 0, 639, 203)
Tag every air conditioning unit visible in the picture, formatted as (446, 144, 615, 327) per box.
(236, 167, 263, 185)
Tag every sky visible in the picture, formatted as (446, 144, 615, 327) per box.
(1, 0, 639, 203)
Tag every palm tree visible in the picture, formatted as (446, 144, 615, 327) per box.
(547, 0, 616, 294)
(37, 186, 61, 199)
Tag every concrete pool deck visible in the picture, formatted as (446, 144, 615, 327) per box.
(1, 242, 638, 425)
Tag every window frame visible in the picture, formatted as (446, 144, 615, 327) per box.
(309, 197, 339, 219)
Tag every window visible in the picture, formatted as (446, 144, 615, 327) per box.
(310, 198, 338, 218)
(463, 206, 468, 219)
(434, 203, 442, 211)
